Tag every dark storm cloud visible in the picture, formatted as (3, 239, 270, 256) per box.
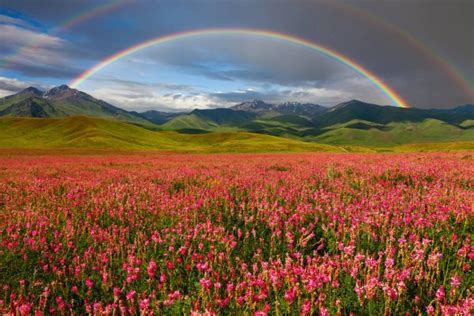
(1, 0, 473, 108)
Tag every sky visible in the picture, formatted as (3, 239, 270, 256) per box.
(0, 0, 473, 111)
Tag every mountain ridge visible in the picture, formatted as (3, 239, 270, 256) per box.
(1, 85, 473, 148)
(0, 85, 151, 126)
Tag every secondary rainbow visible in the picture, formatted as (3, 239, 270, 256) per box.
(70, 28, 410, 108)
(329, 1, 473, 100)
(1, 0, 128, 69)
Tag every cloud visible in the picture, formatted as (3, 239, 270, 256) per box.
(92, 78, 196, 92)
(84, 75, 355, 111)
(92, 87, 228, 112)
(211, 86, 349, 106)
(2, 1, 473, 107)
(0, 76, 46, 97)
(0, 14, 35, 30)
(0, 23, 86, 78)
(84, 78, 228, 111)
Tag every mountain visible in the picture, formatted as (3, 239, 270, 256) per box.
(0, 96, 64, 117)
(161, 108, 256, 132)
(1, 86, 473, 149)
(231, 100, 274, 113)
(18, 86, 44, 97)
(271, 101, 326, 116)
(311, 100, 426, 127)
(0, 85, 152, 126)
(159, 99, 474, 146)
(135, 110, 183, 125)
(450, 104, 474, 114)
(310, 100, 474, 128)
(231, 100, 325, 116)
(0, 87, 44, 110)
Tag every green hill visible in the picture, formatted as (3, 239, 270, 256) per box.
(0, 85, 153, 127)
(161, 109, 255, 132)
(1, 87, 473, 151)
(310, 119, 474, 147)
(0, 116, 340, 153)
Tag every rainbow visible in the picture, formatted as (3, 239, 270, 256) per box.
(52, 0, 130, 32)
(69, 28, 410, 108)
(329, 1, 474, 100)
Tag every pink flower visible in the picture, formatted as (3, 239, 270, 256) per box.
(301, 300, 311, 315)
(386, 287, 397, 301)
(113, 287, 121, 299)
(139, 298, 150, 311)
(426, 305, 435, 315)
(427, 252, 442, 268)
(199, 278, 212, 290)
(284, 286, 297, 304)
(450, 275, 461, 289)
(160, 273, 167, 283)
(18, 303, 32, 315)
(56, 296, 66, 311)
(147, 260, 157, 279)
(320, 307, 329, 316)
(85, 278, 94, 289)
(435, 287, 445, 302)
(126, 290, 136, 301)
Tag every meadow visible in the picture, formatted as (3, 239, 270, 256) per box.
(0, 152, 473, 314)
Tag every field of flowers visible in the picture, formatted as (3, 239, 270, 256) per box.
(0, 153, 473, 315)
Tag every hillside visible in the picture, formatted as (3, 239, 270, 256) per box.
(0, 116, 340, 153)
(1, 87, 473, 150)
(309, 118, 474, 147)
(0, 85, 152, 127)
(161, 109, 255, 131)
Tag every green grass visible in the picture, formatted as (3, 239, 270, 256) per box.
(310, 119, 474, 147)
(0, 116, 340, 153)
(389, 141, 474, 152)
(0, 93, 35, 111)
(460, 119, 474, 128)
(0, 116, 472, 153)
(161, 113, 219, 130)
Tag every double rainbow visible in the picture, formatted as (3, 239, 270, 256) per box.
(69, 28, 410, 108)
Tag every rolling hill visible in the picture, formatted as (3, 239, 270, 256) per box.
(309, 118, 474, 147)
(0, 116, 340, 153)
(161, 108, 256, 131)
(1, 86, 473, 151)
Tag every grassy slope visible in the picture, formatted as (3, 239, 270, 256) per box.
(310, 119, 474, 147)
(0, 93, 37, 111)
(160, 114, 219, 131)
(0, 116, 339, 153)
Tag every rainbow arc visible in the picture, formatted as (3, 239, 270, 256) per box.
(69, 28, 410, 108)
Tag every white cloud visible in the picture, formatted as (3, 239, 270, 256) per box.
(0, 76, 45, 97)
(0, 24, 66, 64)
(89, 85, 232, 112)
(0, 15, 35, 30)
